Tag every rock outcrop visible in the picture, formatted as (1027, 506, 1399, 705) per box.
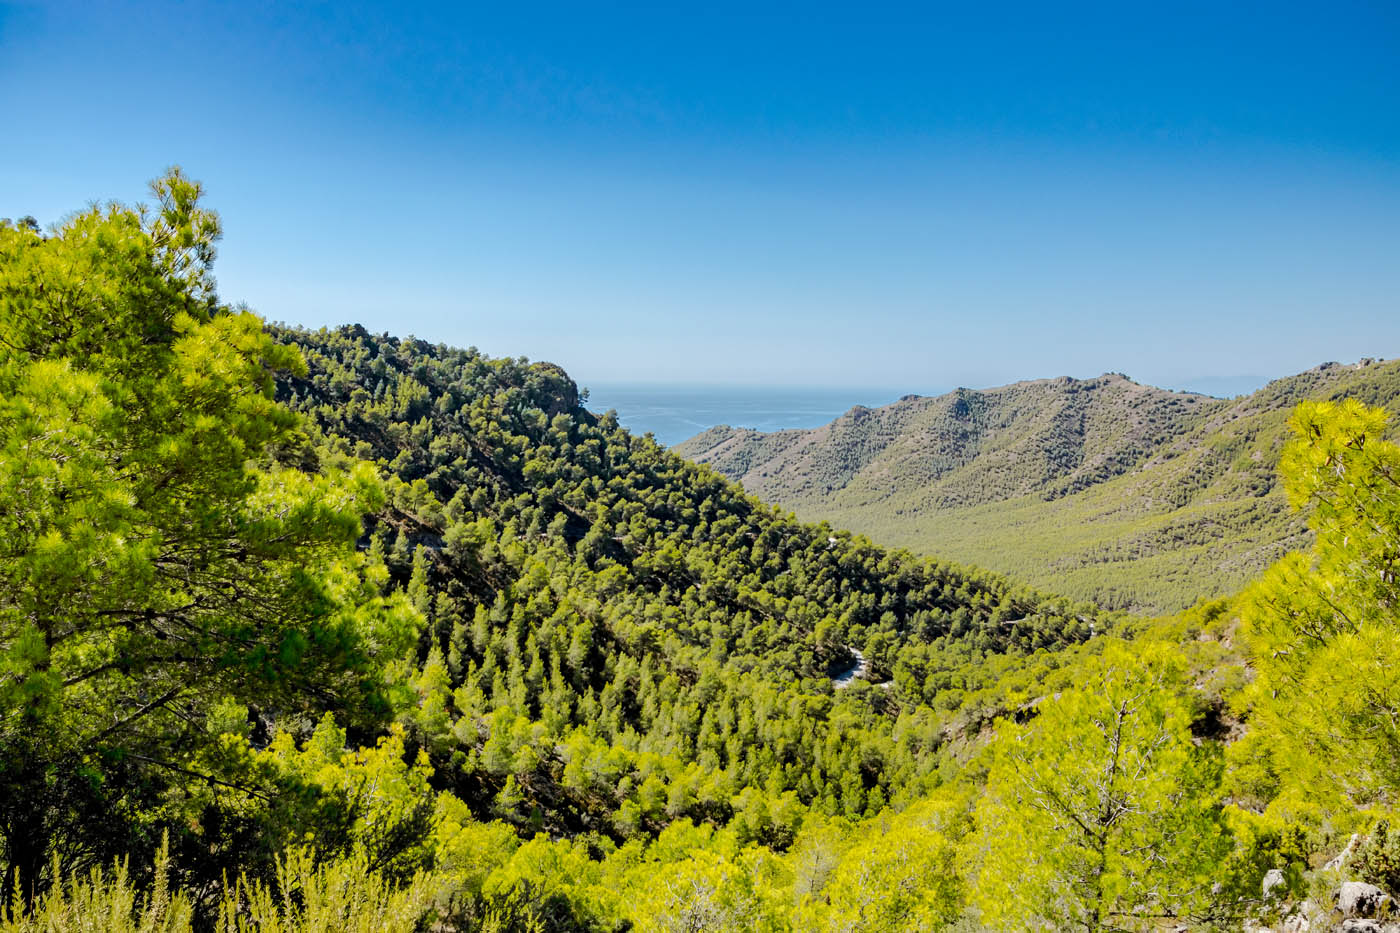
(1339, 881, 1390, 919)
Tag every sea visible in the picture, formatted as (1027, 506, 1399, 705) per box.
(582, 383, 913, 448)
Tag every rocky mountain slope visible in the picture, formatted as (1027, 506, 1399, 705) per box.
(677, 359, 1400, 613)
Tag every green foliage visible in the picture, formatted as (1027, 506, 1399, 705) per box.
(216, 848, 432, 933)
(15, 172, 1400, 932)
(1350, 820, 1400, 895)
(626, 847, 788, 933)
(1, 840, 191, 933)
(792, 796, 967, 932)
(0, 842, 431, 933)
(269, 321, 1106, 841)
(0, 174, 418, 904)
(9, 168, 1095, 929)
(681, 374, 1215, 512)
(222, 718, 439, 880)
(969, 641, 1233, 931)
(1240, 398, 1400, 818)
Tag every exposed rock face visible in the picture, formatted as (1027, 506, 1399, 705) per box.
(1327, 834, 1363, 872)
(1338, 881, 1390, 918)
(1263, 868, 1288, 898)
(1339, 919, 1384, 932)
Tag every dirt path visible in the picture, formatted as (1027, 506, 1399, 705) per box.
(831, 647, 868, 688)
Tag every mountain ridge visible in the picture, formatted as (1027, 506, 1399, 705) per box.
(676, 358, 1400, 613)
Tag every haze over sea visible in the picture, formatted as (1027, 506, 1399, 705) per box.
(585, 373, 1273, 449)
(583, 383, 911, 448)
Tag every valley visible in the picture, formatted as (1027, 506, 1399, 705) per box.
(3, 174, 1398, 933)
(679, 360, 1400, 613)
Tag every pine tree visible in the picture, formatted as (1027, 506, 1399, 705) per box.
(0, 172, 418, 902)
(1241, 399, 1400, 814)
(970, 642, 1230, 931)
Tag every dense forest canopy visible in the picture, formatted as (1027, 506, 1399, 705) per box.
(3, 174, 1400, 932)
(265, 315, 1106, 841)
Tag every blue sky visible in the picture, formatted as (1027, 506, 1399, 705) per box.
(2, 1, 1398, 393)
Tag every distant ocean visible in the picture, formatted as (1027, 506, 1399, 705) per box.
(582, 383, 912, 448)
(582, 376, 1263, 448)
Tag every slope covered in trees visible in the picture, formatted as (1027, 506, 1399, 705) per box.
(8, 173, 1400, 932)
(678, 362, 1400, 613)
(1, 174, 1117, 930)
(268, 320, 1106, 840)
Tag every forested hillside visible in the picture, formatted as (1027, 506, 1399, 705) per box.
(269, 321, 1104, 836)
(7, 174, 1400, 933)
(680, 373, 1215, 507)
(2, 174, 1111, 931)
(679, 362, 1400, 612)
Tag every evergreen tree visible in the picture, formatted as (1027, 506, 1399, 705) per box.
(970, 642, 1231, 931)
(0, 173, 417, 902)
(1241, 398, 1400, 815)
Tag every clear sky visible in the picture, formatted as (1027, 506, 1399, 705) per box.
(3, 1, 1398, 393)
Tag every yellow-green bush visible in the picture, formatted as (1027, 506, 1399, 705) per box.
(2, 843, 430, 933)
(216, 848, 431, 933)
(2, 845, 192, 933)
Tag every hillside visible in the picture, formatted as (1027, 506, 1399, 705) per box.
(3, 186, 1130, 930)
(11, 180, 1400, 932)
(677, 360, 1400, 613)
(269, 323, 1107, 840)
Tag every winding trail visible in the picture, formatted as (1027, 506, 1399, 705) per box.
(831, 647, 869, 689)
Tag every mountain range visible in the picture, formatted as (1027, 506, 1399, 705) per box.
(676, 358, 1400, 614)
